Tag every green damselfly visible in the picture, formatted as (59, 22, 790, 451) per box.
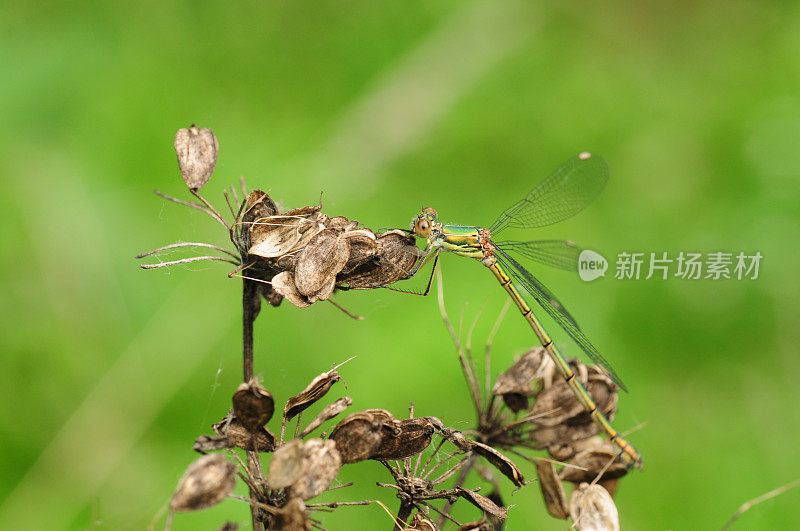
(405, 152, 642, 469)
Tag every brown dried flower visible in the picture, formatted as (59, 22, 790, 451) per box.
(569, 483, 619, 531)
(170, 454, 237, 512)
(233, 379, 275, 430)
(174, 124, 219, 191)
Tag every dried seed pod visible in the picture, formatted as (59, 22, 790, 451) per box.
(193, 434, 234, 453)
(531, 422, 601, 449)
(535, 460, 569, 519)
(559, 446, 628, 484)
(268, 439, 308, 489)
(273, 497, 311, 531)
(299, 396, 353, 438)
(248, 206, 324, 259)
(329, 409, 394, 463)
(295, 229, 349, 301)
(234, 190, 279, 252)
(569, 483, 619, 531)
(233, 380, 275, 430)
(339, 230, 420, 289)
(327, 216, 360, 231)
(493, 347, 546, 395)
(339, 230, 378, 275)
(405, 513, 436, 530)
(169, 454, 237, 512)
(218, 522, 239, 531)
(372, 417, 435, 460)
(493, 347, 548, 412)
(174, 124, 218, 191)
(531, 382, 586, 427)
(213, 417, 276, 452)
(457, 488, 508, 520)
(284, 370, 342, 422)
(272, 272, 312, 308)
(289, 439, 342, 500)
(470, 441, 525, 487)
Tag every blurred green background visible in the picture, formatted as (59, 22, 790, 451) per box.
(2, 1, 799, 529)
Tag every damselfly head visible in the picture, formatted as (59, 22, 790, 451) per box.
(410, 207, 438, 238)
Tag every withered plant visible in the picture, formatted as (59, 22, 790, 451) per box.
(431, 268, 637, 530)
(140, 125, 542, 530)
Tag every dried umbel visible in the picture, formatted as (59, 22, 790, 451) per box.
(170, 454, 237, 512)
(433, 286, 636, 527)
(174, 124, 219, 191)
(569, 483, 620, 531)
(329, 409, 394, 463)
(240, 197, 421, 309)
(142, 127, 423, 316)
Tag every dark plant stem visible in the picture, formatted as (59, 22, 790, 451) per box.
(243, 279, 258, 381)
(394, 500, 413, 531)
(242, 278, 263, 530)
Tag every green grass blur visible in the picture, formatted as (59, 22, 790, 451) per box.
(2, 1, 799, 529)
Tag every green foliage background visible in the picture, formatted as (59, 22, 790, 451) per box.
(2, 1, 799, 529)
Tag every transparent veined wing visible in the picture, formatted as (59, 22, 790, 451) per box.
(496, 239, 582, 272)
(493, 246, 626, 391)
(490, 153, 608, 235)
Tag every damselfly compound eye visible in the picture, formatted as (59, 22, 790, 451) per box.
(415, 218, 431, 237)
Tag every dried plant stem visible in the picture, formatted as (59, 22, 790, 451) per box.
(394, 500, 413, 531)
(154, 190, 228, 229)
(242, 277, 263, 530)
(721, 479, 800, 531)
(139, 256, 239, 269)
(136, 242, 241, 260)
(191, 189, 230, 229)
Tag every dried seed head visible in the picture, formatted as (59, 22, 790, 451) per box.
(531, 382, 587, 427)
(299, 396, 353, 438)
(329, 409, 393, 463)
(372, 417, 435, 460)
(531, 423, 601, 451)
(469, 441, 525, 487)
(534, 460, 569, 519)
(271, 272, 312, 308)
(294, 229, 350, 302)
(284, 370, 342, 422)
(339, 230, 420, 289)
(569, 483, 619, 531)
(248, 206, 324, 259)
(457, 488, 508, 520)
(212, 417, 276, 452)
(559, 445, 628, 484)
(268, 439, 308, 489)
(288, 439, 342, 500)
(233, 380, 275, 430)
(174, 125, 218, 191)
(193, 434, 235, 453)
(493, 348, 546, 395)
(273, 497, 311, 531)
(169, 454, 237, 512)
(493, 348, 547, 412)
(234, 190, 279, 253)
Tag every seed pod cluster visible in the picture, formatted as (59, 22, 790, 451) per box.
(329, 410, 435, 463)
(230, 190, 421, 308)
